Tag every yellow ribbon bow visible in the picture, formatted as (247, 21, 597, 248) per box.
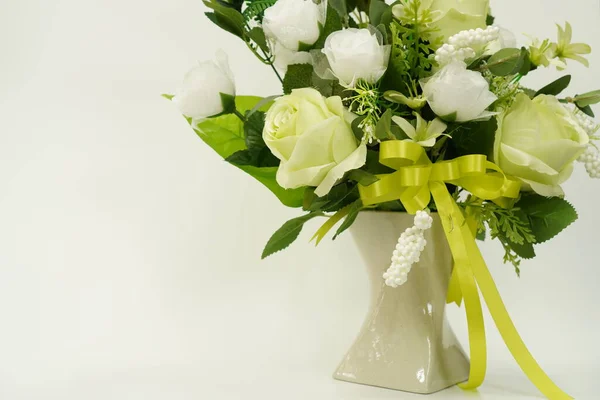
(356, 140, 572, 399)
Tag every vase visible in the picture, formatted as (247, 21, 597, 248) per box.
(333, 211, 470, 394)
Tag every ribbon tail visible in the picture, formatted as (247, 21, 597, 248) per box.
(464, 235, 574, 400)
(430, 182, 487, 389)
(431, 182, 572, 399)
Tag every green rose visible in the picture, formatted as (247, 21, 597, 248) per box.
(493, 93, 589, 197)
(263, 88, 366, 197)
(429, 0, 490, 42)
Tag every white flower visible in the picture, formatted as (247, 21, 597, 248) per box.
(321, 28, 390, 87)
(263, 88, 367, 196)
(392, 113, 447, 147)
(173, 51, 235, 119)
(421, 61, 497, 122)
(263, 0, 325, 52)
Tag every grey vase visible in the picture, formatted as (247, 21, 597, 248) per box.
(333, 211, 470, 394)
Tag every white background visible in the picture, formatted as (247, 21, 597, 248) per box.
(1, 0, 599, 399)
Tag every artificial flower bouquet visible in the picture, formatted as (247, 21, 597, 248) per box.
(166, 0, 599, 397)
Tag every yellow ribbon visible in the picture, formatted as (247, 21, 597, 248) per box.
(357, 140, 572, 399)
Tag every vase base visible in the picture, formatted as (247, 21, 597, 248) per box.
(332, 370, 469, 395)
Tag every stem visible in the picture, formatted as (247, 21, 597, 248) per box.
(233, 109, 246, 122)
(270, 62, 284, 84)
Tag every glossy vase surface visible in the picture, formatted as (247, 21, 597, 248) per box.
(333, 212, 470, 394)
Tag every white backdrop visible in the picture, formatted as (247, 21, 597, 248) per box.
(1, 0, 599, 399)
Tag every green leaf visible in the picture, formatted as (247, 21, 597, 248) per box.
(193, 96, 303, 208)
(449, 118, 497, 158)
(311, 74, 347, 98)
(328, 0, 348, 18)
(369, 0, 392, 27)
(194, 114, 246, 159)
(375, 109, 393, 140)
(508, 239, 536, 259)
(246, 27, 269, 53)
(313, 3, 343, 49)
(238, 165, 305, 207)
(333, 200, 363, 240)
(574, 90, 600, 108)
(226, 147, 279, 167)
(303, 183, 359, 213)
(244, 111, 266, 150)
(518, 48, 532, 76)
(348, 169, 380, 186)
(351, 116, 366, 142)
(535, 75, 572, 97)
(162, 94, 174, 100)
(203, 0, 245, 38)
(486, 13, 495, 26)
(283, 64, 314, 95)
(242, 0, 276, 22)
(486, 48, 526, 76)
(365, 149, 395, 174)
(516, 194, 579, 244)
(262, 212, 323, 258)
(578, 104, 595, 118)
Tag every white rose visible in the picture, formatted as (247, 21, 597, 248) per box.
(494, 93, 589, 196)
(421, 61, 497, 122)
(263, 88, 367, 196)
(263, 0, 325, 52)
(321, 28, 390, 87)
(173, 51, 235, 119)
(429, 0, 490, 41)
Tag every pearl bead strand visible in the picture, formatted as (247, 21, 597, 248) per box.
(383, 210, 434, 288)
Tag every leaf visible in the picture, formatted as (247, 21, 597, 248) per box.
(203, 0, 245, 38)
(449, 118, 498, 158)
(574, 90, 600, 108)
(226, 147, 279, 167)
(328, 0, 347, 18)
(283, 64, 314, 95)
(333, 200, 363, 240)
(351, 116, 367, 142)
(508, 239, 536, 259)
(304, 183, 359, 213)
(486, 48, 525, 76)
(516, 194, 578, 244)
(313, 3, 343, 49)
(162, 94, 174, 100)
(578, 104, 595, 118)
(369, 0, 392, 27)
(194, 114, 246, 159)
(239, 165, 305, 207)
(365, 149, 395, 174)
(262, 212, 323, 258)
(244, 111, 266, 150)
(348, 169, 380, 186)
(535, 75, 572, 97)
(194, 96, 303, 207)
(375, 109, 393, 140)
(246, 27, 269, 53)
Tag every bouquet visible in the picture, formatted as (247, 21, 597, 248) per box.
(166, 0, 598, 397)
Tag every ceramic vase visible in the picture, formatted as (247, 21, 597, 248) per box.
(333, 211, 470, 394)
